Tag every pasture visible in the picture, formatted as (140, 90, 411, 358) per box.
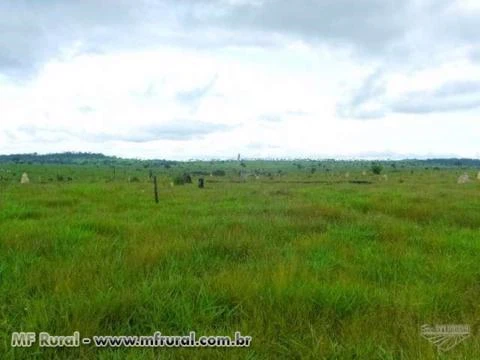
(1, 160, 480, 359)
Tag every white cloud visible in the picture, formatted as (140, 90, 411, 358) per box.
(1, 0, 480, 159)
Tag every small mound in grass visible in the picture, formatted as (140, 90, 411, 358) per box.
(20, 173, 30, 184)
(457, 174, 471, 184)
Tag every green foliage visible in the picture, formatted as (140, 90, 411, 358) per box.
(173, 175, 186, 185)
(183, 173, 192, 183)
(371, 163, 383, 175)
(212, 169, 226, 176)
(1, 158, 480, 358)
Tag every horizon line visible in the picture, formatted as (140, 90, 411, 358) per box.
(1, 151, 480, 163)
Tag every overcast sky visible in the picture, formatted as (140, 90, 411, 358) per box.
(1, 0, 480, 160)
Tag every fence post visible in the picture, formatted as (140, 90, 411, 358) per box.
(153, 176, 159, 203)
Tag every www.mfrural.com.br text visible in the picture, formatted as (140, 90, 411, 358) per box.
(11, 331, 252, 348)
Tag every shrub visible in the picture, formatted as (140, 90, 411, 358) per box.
(371, 163, 383, 175)
(212, 170, 226, 176)
(173, 176, 184, 185)
(183, 173, 192, 183)
(173, 174, 192, 185)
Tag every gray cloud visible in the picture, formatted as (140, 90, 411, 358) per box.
(389, 80, 480, 114)
(2, 0, 478, 80)
(470, 48, 480, 63)
(129, 80, 165, 100)
(13, 125, 78, 143)
(213, 0, 409, 53)
(0, 0, 145, 79)
(340, 77, 480, 119)
(3, 0, 480, 129)
(0, 0, 264, 79)
(432, 81, 480, 97)
(258, 110, 309, 123)
(103, 120, 232, 142)
(391, 92, 480, 115)
(176, 75, 218, 104)
(12, 120, 233, 143)
(337, 69, 387, 119)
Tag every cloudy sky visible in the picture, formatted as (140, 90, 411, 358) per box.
(1, 0, 480, 160)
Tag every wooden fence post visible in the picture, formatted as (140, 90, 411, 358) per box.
(153, 176, 159, 203)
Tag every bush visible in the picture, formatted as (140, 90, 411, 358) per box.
(212, 169, 226, 176)
(371, 163, 383, 175)
(183, 173, 192, 183)
(173, 176, 184, 185)
(173, 174, 192, 185)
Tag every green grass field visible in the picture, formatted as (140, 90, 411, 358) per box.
(1, 163, 480, 359)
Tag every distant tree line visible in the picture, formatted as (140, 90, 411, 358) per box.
(0, 152, 479, 168)
(0, 152, 177, 167)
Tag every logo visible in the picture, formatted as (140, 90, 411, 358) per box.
(420, 324, 471, 352)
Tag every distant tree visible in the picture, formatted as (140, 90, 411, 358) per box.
(371, 163, 383, 175)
